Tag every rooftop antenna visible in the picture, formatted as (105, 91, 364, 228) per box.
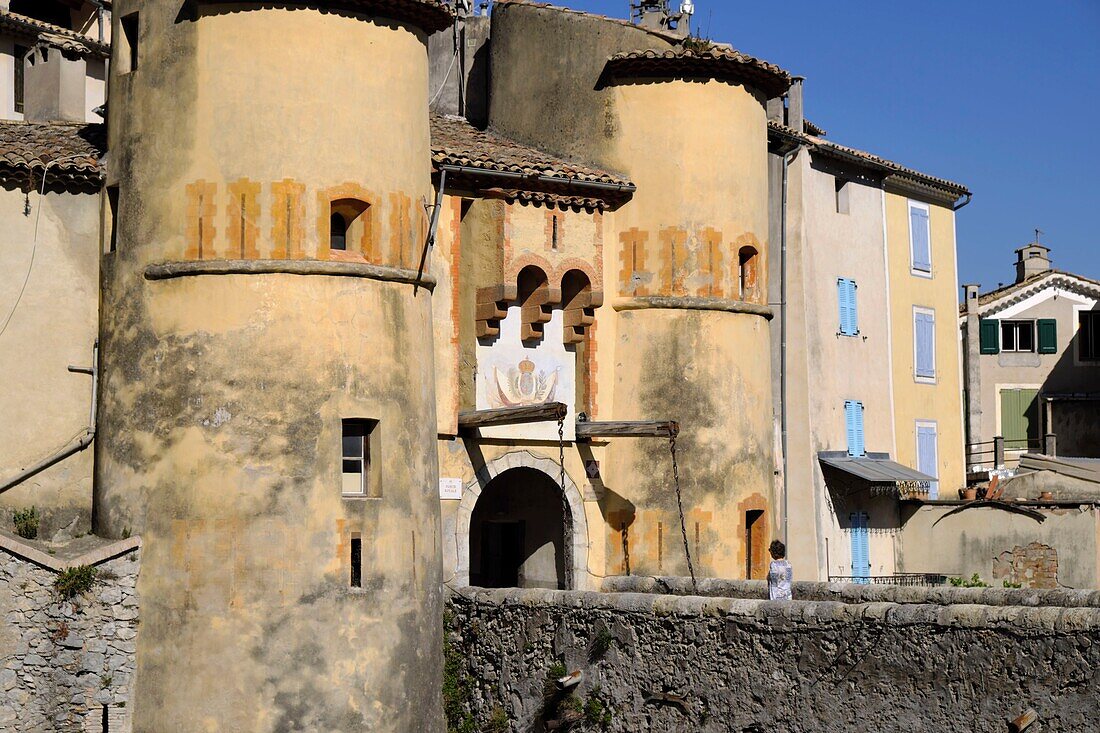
(629, 0, 693, 36)
(1034, 228, 1043, 244)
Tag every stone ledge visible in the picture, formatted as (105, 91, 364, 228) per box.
(0, 529, 141, 572)
(447, 585, 1100, 631)
(600, 574, 1100, 608)
(612, 295, 773, 319)
(144, 259, 436, 290)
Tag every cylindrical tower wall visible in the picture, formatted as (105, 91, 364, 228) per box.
(604, 78, 776, 580)
(98, 3, 444, 730)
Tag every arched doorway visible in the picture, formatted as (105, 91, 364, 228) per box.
(470, 468, 566, 589)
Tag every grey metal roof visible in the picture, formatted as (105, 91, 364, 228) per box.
(819, 451, 936, 484)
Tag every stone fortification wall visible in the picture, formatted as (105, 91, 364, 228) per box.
(0, 543, 139, 732)
(601, 575, 1100, 608)
(446, 586, 1100, 732)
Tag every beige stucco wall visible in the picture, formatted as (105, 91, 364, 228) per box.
(0, 187, 98, 537)
(898, 501, 1099, 589)
(885, 191, 966, 495)
(794, 160, 898, 580)
(98, 4, 442, 731)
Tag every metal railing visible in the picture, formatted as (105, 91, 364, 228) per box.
(966, 433, 1057, 469)
(827, 573, 948, 587)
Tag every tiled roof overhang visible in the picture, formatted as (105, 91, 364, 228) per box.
(0, 11, 110, 59)
(430, 113, 635, 210)
(0, 121, 106, 193)
(194, 0, 454, 33)
(768, 120, 970, 202)
(605, 47, 792, 98)
(970, 271, 1100, 315)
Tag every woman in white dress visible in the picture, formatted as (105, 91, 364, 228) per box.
(767, 540, 793, 601)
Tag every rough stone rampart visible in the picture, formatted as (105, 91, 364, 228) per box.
(0, 542, 139, 732)
(446, 586, 1100, 732)
(601, 575, 1100, 607)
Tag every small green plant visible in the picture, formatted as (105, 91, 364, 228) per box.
(681, 35, 714, 54)
(442, 612, 476, 733)
(583, 687, 613, 730)
(54, 565, 97, 600)
(548, 662, 567, 681)
(12, 507, 39, 539)
(588, 629, 614, 662)
(100, 674, 112, 689)
(949, 573, 989, 588)
(1003, 579, 1023, 589)
(486, 705, 509, 733)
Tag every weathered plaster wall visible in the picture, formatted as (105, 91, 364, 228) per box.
(98, 4, 443, 731)
(885, 191, 966, 493)
(0, 187, 98, 539)
(897, 502, 1098, 589)
(0, 546, 139, 732)
(447, 586, 1100, 733)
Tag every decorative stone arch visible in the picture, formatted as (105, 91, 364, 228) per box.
(455, 450, 590, 590)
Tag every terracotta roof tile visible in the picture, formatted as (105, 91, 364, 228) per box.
(0, 11, 110, 58)
(430, 113, 632, 188)
(606, 46, 792, 98)
(768, 120, 969, 197)
(0, 121, 106, 191)
(971, 270, 1100, 311)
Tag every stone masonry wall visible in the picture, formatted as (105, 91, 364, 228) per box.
(446, 587, 1100, 732)
(0, 549, 139, 732)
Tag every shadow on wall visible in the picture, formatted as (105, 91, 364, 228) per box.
(1042, 301, 1100, 458)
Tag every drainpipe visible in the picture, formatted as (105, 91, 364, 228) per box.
(0, 340, 98, 494)
(780, 144, 801, 546)
(953, 192, 972, 212)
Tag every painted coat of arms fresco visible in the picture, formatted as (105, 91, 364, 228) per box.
(491, 357, 560, 408)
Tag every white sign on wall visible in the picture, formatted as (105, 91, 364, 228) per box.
(439, 477, 464, 500)
(476, 305, 576, 441)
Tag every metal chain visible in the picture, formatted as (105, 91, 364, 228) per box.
(670, 434, 697, 592)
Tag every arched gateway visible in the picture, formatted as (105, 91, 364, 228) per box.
(455, 451, 590, 590)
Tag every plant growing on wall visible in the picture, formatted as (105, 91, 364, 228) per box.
(54, 565, 97, 600)
(12, 506, 39, 539)
(442, 612, 476, 733)
(949, 573, 989, 588)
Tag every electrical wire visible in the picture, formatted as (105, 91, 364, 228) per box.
(429, 47, 459, 107)
(0, 155, 87, 341)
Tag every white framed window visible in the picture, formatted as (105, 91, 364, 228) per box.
(915, 420, 939, 499)
(342, 419, 381, 498)
(908, 200, 932, 277)
(913, 306, 936, 383)
(1000, 320, 1035, 353)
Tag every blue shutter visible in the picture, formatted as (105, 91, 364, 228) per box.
(845, 400, 865, 457)
(837, 279, 858, 336)
(850, 512, 870, 582)
(910, 206, 931, 272)
(915, 312, 935, 378)
(917, 426, 939, 499)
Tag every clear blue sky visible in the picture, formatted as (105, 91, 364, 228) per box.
(528, 0, 1100, 290)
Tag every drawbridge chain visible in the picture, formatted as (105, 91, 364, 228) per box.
(670, 434, 697, 592)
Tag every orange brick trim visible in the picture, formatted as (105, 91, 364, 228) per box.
(271, 179, 306, 259)
(184, 180, 217, 260)
(226, 178, 261, 260)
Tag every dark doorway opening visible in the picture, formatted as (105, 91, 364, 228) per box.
(470, 467, 567, 589)
(745, 509, 766, 580)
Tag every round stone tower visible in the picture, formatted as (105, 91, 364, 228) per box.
(601, 48, 788, 580)
(96, 1, 452, 730)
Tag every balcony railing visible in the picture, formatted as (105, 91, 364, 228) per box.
(966, 433, 1057, 469)
(827, 573, 948, 587)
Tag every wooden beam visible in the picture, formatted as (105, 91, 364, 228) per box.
(575, 420, 679, 440)
(458, 402, 569, 431)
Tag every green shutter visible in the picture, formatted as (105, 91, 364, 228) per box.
(1037, 319, 1058, 354)
(1001, 388, 1040, 451)
(979, 319, 1000, 354)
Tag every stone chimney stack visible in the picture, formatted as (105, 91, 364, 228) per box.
(786, 76, 805, 133)
(1015, 243, 1052, 283)
(22, 45, 87, 123)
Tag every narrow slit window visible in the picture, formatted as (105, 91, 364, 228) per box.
(350, 534, 362, 588)
(738, 246, 758, 301)
(342, 419, 380, 497)
(13, 45, 27, 114)
(551, 214, 559, 250)
(120, 13, 139, 73)
(105, 185, 119, 253)
(834, 177, 850, 214)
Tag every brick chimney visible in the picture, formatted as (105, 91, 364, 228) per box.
(1014, 243, 1052, 284)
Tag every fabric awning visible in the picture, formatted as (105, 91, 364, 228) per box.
(819, 451, 936, 497)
